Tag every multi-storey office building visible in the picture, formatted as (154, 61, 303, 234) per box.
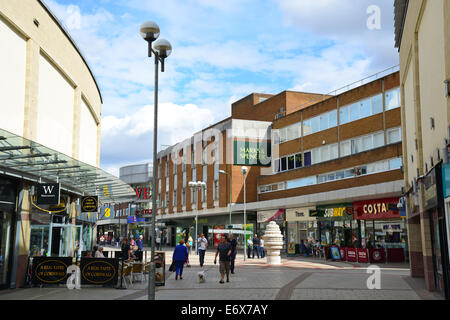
(155, 91, 324, 247)
(154, 72, 404, 255)
(394, 0, 450, 298)
(257, 71, 404, 255)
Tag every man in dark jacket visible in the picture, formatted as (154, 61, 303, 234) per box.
(252, 234, 260, 259)
(227, 233, 237, 274)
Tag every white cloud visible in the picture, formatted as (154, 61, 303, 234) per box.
(102, 102, 215, 143)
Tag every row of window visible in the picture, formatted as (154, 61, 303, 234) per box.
(273, 127, 402, 174)
(259, 157, 403, 194)
(274, 87, 401, 145)
(159, 180, 220, 209)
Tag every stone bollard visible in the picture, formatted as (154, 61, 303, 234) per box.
(264, 221, 284, 265)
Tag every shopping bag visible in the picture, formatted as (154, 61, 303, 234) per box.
(168, 261, 176, 272)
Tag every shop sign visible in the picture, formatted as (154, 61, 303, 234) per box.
(136, 209, 152, 215)
(312, 204, 353, 220)
(81, 196, 98, 212)
(423, 167, 438, 211)
(339, 247, 346, 261)
(135, 187, 152, 200)
(257, 209, 284, 223)
(31, 257, 72, 285)
(353, 198, 400, 220)
(154, 251, 166, 286)
(101, 207, 114, 219)
(346, 248, 357, 262)
(193, 218, 208, 224)
(127, 216, 149, 224)
(382, 224, 402, 232)
(442, 164, 450, 198)
(357, 248, 368, 263)
(36, 183, 60, 205)
(213, 225, 225, 248)
(80, 258, 118, 285)
(330, 247, 341, 260)
(288, 243, 296, 256)
(286, 207, 316, 222)
(233, 140, 271, 167)
(369, 248, 386, 263)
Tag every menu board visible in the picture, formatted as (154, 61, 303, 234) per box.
(154, 251, 165, 286)
(80, 258, 119, 285)
(31, 257, 72, 285)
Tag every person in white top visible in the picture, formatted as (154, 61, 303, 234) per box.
(197, 234, 208, 267)
(95, 246, 105, 258)
(260, 237, 265, 258)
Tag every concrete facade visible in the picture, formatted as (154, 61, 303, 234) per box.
(0, 0, 103, 290)
(395, 0, 450, 298)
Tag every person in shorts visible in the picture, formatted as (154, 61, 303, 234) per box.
(214, 236, 232, 284)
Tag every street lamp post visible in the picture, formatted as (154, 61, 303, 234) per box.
(189, 181, 206, 255)
(241, 166, 248, 262)
(140, 21, 172, 301)
(219, 170, 232, 227)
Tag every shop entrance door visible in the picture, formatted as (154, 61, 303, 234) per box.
(29, 225, 49, 257)
(0, 210, 14, 290)
(49, 223, 82, 257)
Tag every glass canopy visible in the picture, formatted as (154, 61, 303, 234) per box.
(0, 128, 136, 203)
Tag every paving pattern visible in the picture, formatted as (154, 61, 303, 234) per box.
(0, 248, 442, 301)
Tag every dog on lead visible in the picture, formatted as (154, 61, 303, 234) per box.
(197, 271, 206, 283)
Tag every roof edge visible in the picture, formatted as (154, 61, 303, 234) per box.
(38, 0, 103, 104)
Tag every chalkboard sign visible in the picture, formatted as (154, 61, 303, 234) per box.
(31, 257, 72, 285)
(80, 258, 119, 285)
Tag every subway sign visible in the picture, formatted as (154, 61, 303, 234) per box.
(233, 140, 271, 166)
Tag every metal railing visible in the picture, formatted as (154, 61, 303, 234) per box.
(279, 65, 400, 120)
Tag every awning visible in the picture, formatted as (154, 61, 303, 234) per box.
(0, 128, 137, 203)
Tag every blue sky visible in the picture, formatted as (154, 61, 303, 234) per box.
(43, 0, 399, 176)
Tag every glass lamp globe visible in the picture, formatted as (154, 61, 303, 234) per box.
(140, 21, 160, 41)
(153, 38, 172, 58)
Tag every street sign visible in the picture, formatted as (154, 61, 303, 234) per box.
(36, 183, 60, 205)
(81, 196, 98, 212)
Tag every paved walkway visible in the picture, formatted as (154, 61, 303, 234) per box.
(0, 249, 442, 300)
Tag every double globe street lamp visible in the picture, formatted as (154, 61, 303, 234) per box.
(188, 181, 207, 255)
(140, 20, 172, 301)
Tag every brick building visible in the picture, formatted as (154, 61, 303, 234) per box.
(154, 70, 404, 258)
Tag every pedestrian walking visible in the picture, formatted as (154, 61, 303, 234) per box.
(173, 239, 189, 280)
(228, 233, 237, 274)
(183, 240, 191, 268)
(214, 236, 232, 283)
(260, 236, 265, 258)
(247, 237, 253, 259)
(136, 235, 144, 261)
(121, 238, 129, 260)
(252, 234, 260, 259)
(197, 233, 208, 267)
(188, 235, 193, 255)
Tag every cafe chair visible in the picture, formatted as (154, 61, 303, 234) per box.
(143, 263, 150, 281)
(118, 265, 133, 288)
(132, 263, 144, 282)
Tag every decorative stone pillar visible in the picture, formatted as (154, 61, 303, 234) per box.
(264, 221, 284, 265)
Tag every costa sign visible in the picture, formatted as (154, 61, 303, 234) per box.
(353, 197, 400, 220)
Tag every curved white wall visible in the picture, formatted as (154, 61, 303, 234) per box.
(0, 17, 26, 137)
(79, 98, 98, 166)
(36, 53, 74, 157)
